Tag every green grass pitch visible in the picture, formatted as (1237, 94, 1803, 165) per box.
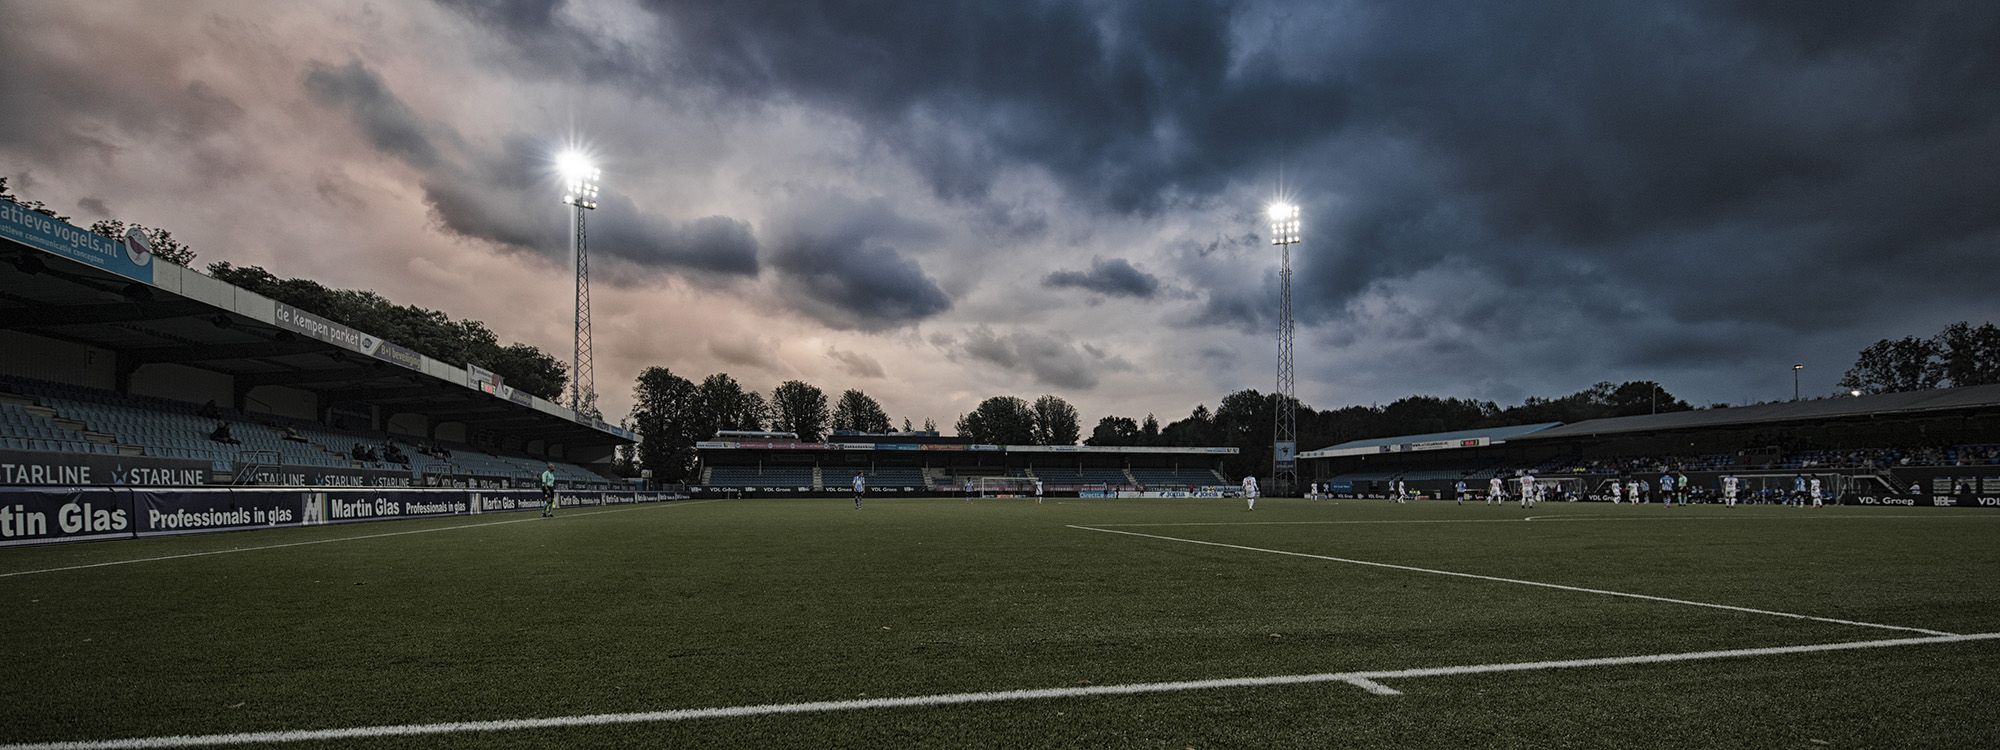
(4, 497, 1998, 748)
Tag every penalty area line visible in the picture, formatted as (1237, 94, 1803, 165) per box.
(0, 500, 724, 579)
(1067, 524, 1957, 637)
(5, 632, 1994, 749)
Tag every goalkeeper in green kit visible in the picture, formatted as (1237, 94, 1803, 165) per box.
(539, 464, 558, 517)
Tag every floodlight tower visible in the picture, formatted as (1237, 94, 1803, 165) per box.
(1268, 202, 1301, 496)
(559, 152, 601, 416)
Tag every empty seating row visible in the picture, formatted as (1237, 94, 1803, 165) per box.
(0, 374, 607, 485)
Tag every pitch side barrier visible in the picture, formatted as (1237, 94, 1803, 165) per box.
(1334, 468, 2000, 508)
(0, 486, 687, 547)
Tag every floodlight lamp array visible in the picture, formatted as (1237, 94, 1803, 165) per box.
(1268, 203, 1300, 245)
(563, 169, 601, 210)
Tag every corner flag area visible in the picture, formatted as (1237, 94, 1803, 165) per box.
(4, 497, 1997, 748)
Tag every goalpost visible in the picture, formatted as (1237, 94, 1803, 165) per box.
(974, 476, 1036, 498)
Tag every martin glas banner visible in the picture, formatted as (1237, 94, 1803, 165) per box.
(0, 486, 136, 546)
(553, 490, 604, 509)
(135, 489, 302, 537)
(468, 490, 548, 514)
(310, 489, 471, 524)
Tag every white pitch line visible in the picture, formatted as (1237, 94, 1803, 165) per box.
(0, 500, 723, 579)
(1068, 525, 1956, 636)
(1096, 516, 2000, 532)
(5, 632, 1993, 750)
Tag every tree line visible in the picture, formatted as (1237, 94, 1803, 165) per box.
(624, 368, 965, 481)
(1080, 380, 1694, 480)
(1840, 321, 2000, 394)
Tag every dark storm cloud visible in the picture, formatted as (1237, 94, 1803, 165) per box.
(956, 326, 1122, 391)
(1043, 257, 1160, 299)
(767, 233, 951, 331)
(826, 346, 887, 379)
(76, 197, 110, 217)
(440, 0, 1347, 211)
(301, 59, 758, 278)
(303, 61, 445, 169)
(765, 194, 951, 330)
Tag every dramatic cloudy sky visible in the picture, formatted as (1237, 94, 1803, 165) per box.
(3, 1, 1997, 430)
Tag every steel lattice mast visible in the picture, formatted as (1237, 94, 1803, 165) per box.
(1268, 203, 1301, 496)
(561, 160, 600, 416)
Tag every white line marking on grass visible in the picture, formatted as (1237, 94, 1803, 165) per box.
(0, 500, 724, 580)
(1088, 513, 1995, 528)
(7, 632, 1994, 749)
(1067, 525, 1957, 636)
(1338, 676, 1403, 696)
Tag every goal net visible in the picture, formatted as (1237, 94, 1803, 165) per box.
(974, 476, 1037, 498)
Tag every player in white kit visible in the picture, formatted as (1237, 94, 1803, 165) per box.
(1242, 475, 1259, 511)
(1609, 479, 1624, 504)
(1627, 479, 1642, 504)
(1488, 476, 1505, 505)
(1519, 473, 1537, 508)
(1809, 477, 1824, 508)
(1722, 474, 1740, 507)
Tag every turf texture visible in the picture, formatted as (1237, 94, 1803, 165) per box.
(2, 497, 1997, 748)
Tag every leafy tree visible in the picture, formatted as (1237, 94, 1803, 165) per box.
(696, 373, 767, 438)
(629, 367, 700, 481)
(1139, 414, 1161, 445)
(1213, 389, 1277, 478)
(1936, 322, 2000, 388)
(901, 417, 914, 432)
(206, 262, 567, 400)
(1084, 415, 1140, 446)
(922, 417, 938, 433)
(88, 219, 196, 266)
(957, 396, 1036, 444)
(1840, 336, 1945, 394)
(831, 389, 893, 433)
(1603, 381, 1690, 416)
(741, 392, 770, 431)
(1030, 394, 1081, 445)
(769, 380, 829, 442)
(1160, 404, 1218, 447)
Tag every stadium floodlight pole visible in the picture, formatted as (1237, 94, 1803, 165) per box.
(559, 152, 601, 417)
(1793, 363, 1804, 402)
(1268, 202, 1301, 497)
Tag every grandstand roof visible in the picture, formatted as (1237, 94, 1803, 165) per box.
(0, 207, 630, 447)
(698, 439, 1236, 455)
(1516, 383, 2000, 440)
(1300, 422, 1563, 459)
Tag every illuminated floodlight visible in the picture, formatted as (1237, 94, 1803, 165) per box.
(1268, 202, 1300, 246)
(558, 150, 601, 210)
(1850, 389, 1863, 397)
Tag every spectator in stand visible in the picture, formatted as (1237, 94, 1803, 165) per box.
(207, 422, 240, 445)
(282, 425, 307, 443)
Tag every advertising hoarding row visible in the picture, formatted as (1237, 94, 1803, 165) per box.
(0, 487, 684, 547)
